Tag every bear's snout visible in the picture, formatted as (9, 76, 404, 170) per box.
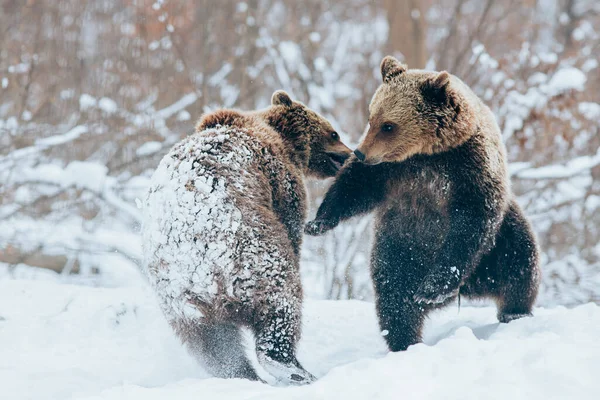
(354, 149, 366, 162)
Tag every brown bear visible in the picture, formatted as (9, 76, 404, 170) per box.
(142, 91, 351, 384)
(306, 56, 541, 352)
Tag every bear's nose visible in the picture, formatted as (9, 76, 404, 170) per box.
(354, 149, 366, 162)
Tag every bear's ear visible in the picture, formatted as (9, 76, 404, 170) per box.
(421, 71, 451, 104)
(271, 90, 293, 107)
(380, 56, 407, 83)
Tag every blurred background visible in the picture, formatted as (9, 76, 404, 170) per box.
(0, 0, 598, 306)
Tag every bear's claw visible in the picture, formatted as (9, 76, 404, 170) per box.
(257, 353, 317, 386)
(413, 272, 460, 304)
(498, 312, 533, 323)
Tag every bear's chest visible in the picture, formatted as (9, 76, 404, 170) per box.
(388, 162, 451, 210)
(378, 162, 452, 243)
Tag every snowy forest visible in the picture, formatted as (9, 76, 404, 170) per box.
(2, 1, 600, 399)
(2, 0, 598, 305)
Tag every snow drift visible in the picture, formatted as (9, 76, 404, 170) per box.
(1, 278, 599, 400)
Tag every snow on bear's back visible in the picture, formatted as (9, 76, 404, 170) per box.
(141, 126, 267, 322)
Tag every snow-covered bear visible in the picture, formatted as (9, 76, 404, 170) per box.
(142, 91, 351, 385)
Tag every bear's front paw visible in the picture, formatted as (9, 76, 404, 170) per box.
(304, 219, 336, 236)
(413, 272, 460, 305)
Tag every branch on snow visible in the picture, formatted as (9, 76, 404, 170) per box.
(512, 150, 600, 180)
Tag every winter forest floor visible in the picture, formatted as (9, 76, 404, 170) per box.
(2, 278, 599, 400)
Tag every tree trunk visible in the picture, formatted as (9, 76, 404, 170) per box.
(383, 0, 428, 69)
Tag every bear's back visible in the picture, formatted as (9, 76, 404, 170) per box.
(141, 125, 285, 321)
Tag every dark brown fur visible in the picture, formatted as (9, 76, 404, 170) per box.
(306, 57, 541, 351)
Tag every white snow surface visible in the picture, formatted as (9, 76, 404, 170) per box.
(2, 278, 599, 400)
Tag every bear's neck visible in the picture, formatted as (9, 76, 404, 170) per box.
(427, 97, 481, 155)
(253, 109, 311, 173)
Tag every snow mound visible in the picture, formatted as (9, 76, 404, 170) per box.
(2, 279, 599, 400)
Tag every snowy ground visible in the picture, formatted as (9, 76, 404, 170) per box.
(2, 278, 599, 400)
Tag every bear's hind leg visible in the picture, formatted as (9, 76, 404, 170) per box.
(479, 201, 540, 323)
(179, 320, 261, 381)
(252, 295, 316, 386)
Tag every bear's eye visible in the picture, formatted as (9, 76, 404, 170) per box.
(331, 131, 339, 140)
(381, 123, 394, 133)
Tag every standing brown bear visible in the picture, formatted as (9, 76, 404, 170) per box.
(306, 56, 541, 352)
(142, 91, 351, 384)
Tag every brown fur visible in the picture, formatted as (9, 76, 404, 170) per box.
(197, 91, 351, 180)
(144, 90, 351, 385)
(306, 57, 541, 352)
(356, 56, 482, 165)
(194, 92, 351, 259)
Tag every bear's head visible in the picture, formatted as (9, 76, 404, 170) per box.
(354, 56, 476, 165)
(267, 90, 352, 178)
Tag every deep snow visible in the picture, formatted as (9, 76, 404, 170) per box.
(1, 278, 599, 400)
